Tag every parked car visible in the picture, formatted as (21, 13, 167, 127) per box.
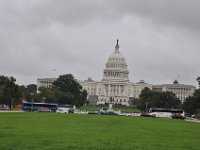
(140, 112, 156, 118)
(98, 111, 106, 115)
(191, 114, 200, 119)
(171, 113, 185, 119)
(105, 111, 118, 115)
(0, 105, 10, 110)
(88, 111, 98, 115)
(74, 110, 88, 114)
(56, 106, 75, 114)
(37, 107, 51, 112)
(68, 108, 75, 113)
(56, 107, 70, 113)
(119, 113, 132, 116)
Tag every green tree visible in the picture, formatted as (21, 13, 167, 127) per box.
(52, 74, 87, 107)
(197, 77, 200, 88)
(154, 92, 181, 109)
(80, 89, 88, 106)
(26, 84, 37, 94)
(183, 90, 200, 114)
(0, 76, 21, 109)
(19, 84, 37, 102)
(54, 89, 74, 105)
(183, 77, 200, 114)
(183, 96, 196, 114)
(138, 87, 152, 111)
(138, 88, 181, 111)
(37, 87, 56, 103)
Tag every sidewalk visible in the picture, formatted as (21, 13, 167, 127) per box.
(0, 110, 23, 112)
(185, 119, 200, 123)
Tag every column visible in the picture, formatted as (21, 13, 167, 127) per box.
(108, 84, 111, 97)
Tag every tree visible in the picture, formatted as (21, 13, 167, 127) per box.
(183, 96, 196, 114)
(183, 83, 200, 114)
(197, 77, 200, 88)
(154, 92, 181, 109)
(19, 84, 37, 101)
(80, 89, 88, 106)
(52, 74, 87, 107)
(138, 87, 152, 111)
(138, 87, 181, 111)
(183, 77, 200, 114)
(0, 76, 21, 109)
(37, 87, 56, 103)
(26, 84, 37, 94)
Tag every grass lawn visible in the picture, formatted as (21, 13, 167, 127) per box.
(0, 113, 200, 150)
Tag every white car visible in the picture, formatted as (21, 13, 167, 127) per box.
(56, 107, 70, 113)
(74, 110, 88, 114)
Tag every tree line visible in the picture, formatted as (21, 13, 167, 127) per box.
(0, 74, 87, 109)
(0, 73, 200, 114)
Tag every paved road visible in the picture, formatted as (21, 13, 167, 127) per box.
(0, 110, 23, 112)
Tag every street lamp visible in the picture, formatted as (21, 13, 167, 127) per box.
(42, 97, 46, 103)
(30, 93, 34, 112)
(145, 102, 149, 112)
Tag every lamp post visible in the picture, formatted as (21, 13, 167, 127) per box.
(145, 102, 149, 112)
(42, 97, 46, 103)
(30, 93, 34, 112)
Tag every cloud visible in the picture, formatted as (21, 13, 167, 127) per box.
(0, 0, 199, 87)
(1, 0, 200, 32)
(108, 0, 200, 31)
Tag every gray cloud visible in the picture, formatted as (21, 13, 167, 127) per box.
(108, 0, 200, 31)
(0, 0, 199, 87)
(1, 0, 200, 31)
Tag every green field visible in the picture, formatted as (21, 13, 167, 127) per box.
(0, 113, 200, 150)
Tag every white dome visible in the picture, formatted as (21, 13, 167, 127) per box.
(102, 40, 129, 82)
(106, 52, 128, 70)
(108, 52, 126, 62)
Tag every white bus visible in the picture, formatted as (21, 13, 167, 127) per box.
(149, 108, 184, 118)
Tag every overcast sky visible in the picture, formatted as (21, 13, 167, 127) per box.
(0, 0, 200, 87)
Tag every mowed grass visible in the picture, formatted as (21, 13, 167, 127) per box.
(0, 113, 200, 150)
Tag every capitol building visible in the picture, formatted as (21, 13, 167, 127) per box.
(37, 40, 196, 106)
(79, 40, 152, 106)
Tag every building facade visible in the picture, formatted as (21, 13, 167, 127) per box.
(37, 40, 196, 105)
(152, 80, 196, 103)
(79, 40, 152, 106)
(37, 78, 56, 92)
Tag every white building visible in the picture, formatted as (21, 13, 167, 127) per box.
(37, 40, 196, 105)
(152, 80, 196, 103)
(79, 40, 152, 106)
(133, 80, 153, 99)
(37, 78, 56, 92)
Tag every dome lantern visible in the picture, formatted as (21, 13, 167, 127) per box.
(115, 39, 120, 53)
